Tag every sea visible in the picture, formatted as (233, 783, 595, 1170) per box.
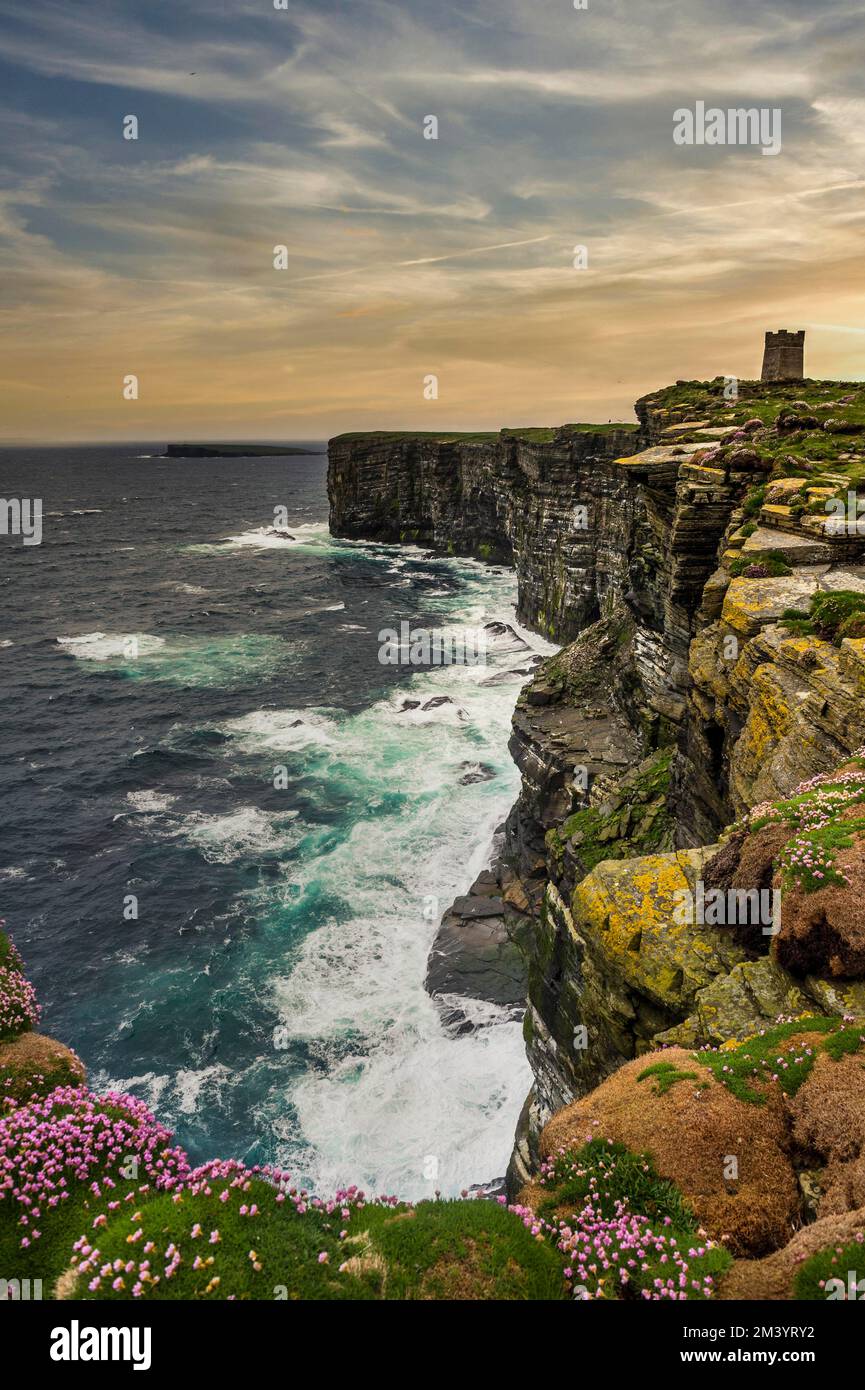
(0, 444, 552, 1198)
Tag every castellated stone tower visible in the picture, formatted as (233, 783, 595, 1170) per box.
(761, 329, 805, 381)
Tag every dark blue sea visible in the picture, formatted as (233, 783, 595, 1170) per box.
(0, 445, 548, 1195)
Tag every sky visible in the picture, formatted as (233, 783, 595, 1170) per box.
(0, 0, 864, 442)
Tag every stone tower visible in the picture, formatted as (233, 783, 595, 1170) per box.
(761, 329, 805, 381)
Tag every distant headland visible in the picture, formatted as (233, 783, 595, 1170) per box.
(163, 442, 326, 458)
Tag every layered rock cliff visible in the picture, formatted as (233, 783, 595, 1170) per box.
(328, 425, 639, 640)
(327, 375, 865, 1216)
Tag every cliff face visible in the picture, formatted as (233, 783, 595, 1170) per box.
(328, 427, 640, 641)
(327, 376, 865, 1199)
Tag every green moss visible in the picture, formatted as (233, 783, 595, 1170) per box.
(558, 747, 675, 874)
(694, 1017, 856, 1105)
(780, 607, 814, 637)
(637, 1061, 700, 1095)
(728, 551, 793, 578)
(743, 485, 767, 518)
(810, 590, 865, 643)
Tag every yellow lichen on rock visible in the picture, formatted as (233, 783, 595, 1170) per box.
(570, 848, 747, 1011)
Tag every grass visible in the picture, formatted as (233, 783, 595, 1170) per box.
(635, 381, 865, 499)
(0, 1152, 157, 1293)
(812, 590, 865, 642)
(68, 1185, 568, 1302)
(694, 1017, 864, 1105)
(0, 1034, 84, 1106)
(781, 590, 865, 643)
(637, 1061, 700, 1095)
(331, 423, 639, 446)
(793, 1237, 865, 1300)
(534, 1139, 693, 1227)
(728, 551, 792, 578)
(743, 485, 767, 518)
(744, 759, 865, 893)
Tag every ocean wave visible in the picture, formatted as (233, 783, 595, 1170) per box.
(122, 799, 303, 863)
(221, 708, 338, 753)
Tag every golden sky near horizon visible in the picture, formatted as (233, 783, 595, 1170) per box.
(1, 0, 864, 442)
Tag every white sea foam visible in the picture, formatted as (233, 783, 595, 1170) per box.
(252, 579, 548, 1196)
(173, 1064, 234, 1114)
(107, 532, 555, 1197)
(92, 1065, 232, 1118)
(125, 789, 177, 814)
(209, 521, 333, 552)
(183, 807, 301, 863)
(222, 526, 299, 549)
(57, 631, 166, 661)
(222, 708, 337, 752)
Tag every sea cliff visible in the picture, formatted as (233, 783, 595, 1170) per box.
(329, 376, 865, 1288)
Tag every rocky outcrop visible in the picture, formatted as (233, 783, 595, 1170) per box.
(685, 581, 865, 836)
(424, 846, 526, 1030)
(527, 1046, 800, 1256)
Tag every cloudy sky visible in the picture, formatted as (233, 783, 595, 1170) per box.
(0, 0, 863, 442)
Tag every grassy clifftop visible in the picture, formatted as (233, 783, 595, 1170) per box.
(330, 422, 639, 446)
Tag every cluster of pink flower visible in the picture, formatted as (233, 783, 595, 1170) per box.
(750, 763, 865, 834)
(0, 1085, 191, 1249)
(511, 1200, 717, 1300)
(747, 763, 865, 892)
(778, 834, 850, 889)
(503, 1141, 720, 1301)
(0, 927, 40, 1042)
(72, 1156, 405, 1297)
(0, 962, 40, 1041)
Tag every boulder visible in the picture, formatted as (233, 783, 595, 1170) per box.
(530, 1048, 799, 1256)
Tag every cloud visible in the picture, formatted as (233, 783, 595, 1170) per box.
(0, 0, 863, 439)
